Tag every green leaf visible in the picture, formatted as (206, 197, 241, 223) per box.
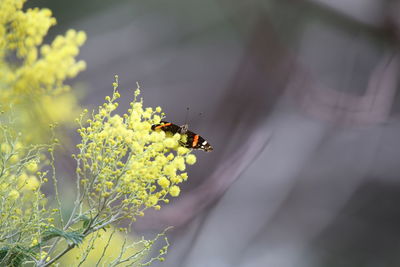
(42, 226, 84, 246)
(75, 214, 91, 229)
(0, 246, 35, 267)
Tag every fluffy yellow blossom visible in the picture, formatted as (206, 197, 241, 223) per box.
(147, 195, 159, 207)
(0, 2, 176, 266)
(166, 153, 174, 161)
(1, 1, 86, 97)
(170, 176, 183, 184)
(0, 143, 12, 154)
(9, 154, 19, 163)
(26, 161, 38, 172)
(74, 77, 197, 223)
(157, 177, 171, 188)
(17, 172, 28, 187)
(163, 165, 177, 177)
(174, 156, 186, 171)
(8, 189, 20, 200)
(163, 137, 178, 148)
(31, 238, 39, 246)
(169, 185, 180, 197)
(41, 93, 81, 124)
(0, 0, 86, 143)
(25, 176, 40, 191)
(186, 154, 197, 165)
(177, 146, 190, 155)
(105, 181, 113, 189)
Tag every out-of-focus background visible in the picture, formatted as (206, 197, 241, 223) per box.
(29, 0, 400, 266)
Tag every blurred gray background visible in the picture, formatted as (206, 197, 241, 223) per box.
(30, 0, 400, 266)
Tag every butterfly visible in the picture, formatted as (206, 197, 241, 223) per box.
(151, 121, 213, 152)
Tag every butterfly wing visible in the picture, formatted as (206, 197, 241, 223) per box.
(185, 130, 213, 152)
(151, 121, 213, 152)
(151, 121, 181, 133)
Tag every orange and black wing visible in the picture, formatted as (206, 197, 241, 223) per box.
(185, 130, 213, 152)
(151, 121, 213, 152)
(151, 121, 181, 134)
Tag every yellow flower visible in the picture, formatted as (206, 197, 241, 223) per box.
(26, 176, 40, 191)
(26, 161, 38, 172)
(104, 181, 114, 189)
(8, 189, 20, 200)
(0, 143, 11, 154)
(166, 153, 174, 161)
(0, 0, 86, 143)
(163, 138, 178, 148)
(9, 154, 19, 163)
(17, 172, 28, 187)
(174, 156, 186, 171)
(14, 142, 23, 150)
(186, 154, 196, 165)
(146, 195, 159, 207)
(169, 185, 180, 197)
(31, 238, 38, 246)
(41, 93, 81, 124)
(15, 208, 22, 215)
(157, 177, 170, 188)
(181, 172, 188, 180)
(163, 165, 177, 177)
(71, 77, 200, 260)
(177, 147, 190, 155)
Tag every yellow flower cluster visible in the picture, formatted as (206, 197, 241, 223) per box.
(13, 28, 86, 94)
(75, 77, 196, 219)
(0, 0, 86, 96)
(0, 0, 86, 143)
(0, 128, 57, 251)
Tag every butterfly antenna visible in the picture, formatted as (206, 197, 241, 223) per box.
(184, 107, 190, 125)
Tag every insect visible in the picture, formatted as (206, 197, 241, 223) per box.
(151, 121, 213, 152)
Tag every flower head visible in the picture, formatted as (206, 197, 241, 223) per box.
(0, 0, 86, 143)
(74, 77, 197, 219)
